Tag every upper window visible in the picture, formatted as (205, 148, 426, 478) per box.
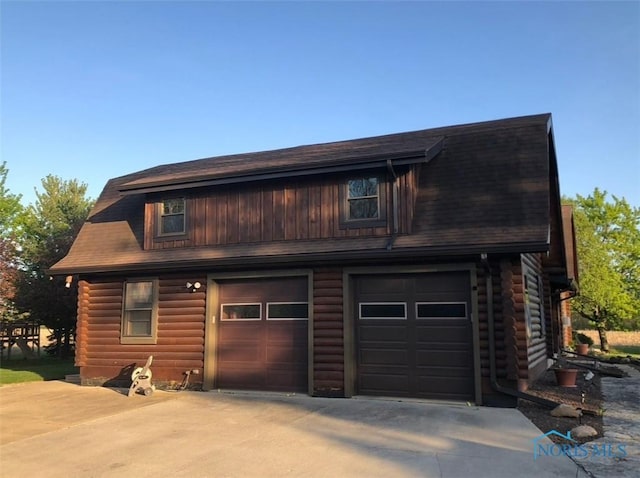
(347, 177, 380, 220)
(159, 198, 186, 236)
(121, 279, 158, 344)
(340, 176, 386, 228)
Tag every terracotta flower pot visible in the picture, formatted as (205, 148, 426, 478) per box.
(576, 343, 589, 355)
(554, 368, 578, 387)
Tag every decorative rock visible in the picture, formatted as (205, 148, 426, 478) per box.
(571, 425, 598, 438)
(550, 403, 582, 418)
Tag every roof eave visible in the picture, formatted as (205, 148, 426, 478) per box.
(118, 139, 444, 196)
(47, 238, 547, 276)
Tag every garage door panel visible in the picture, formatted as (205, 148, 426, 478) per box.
(219, 323, 261, 341)
(416, 350, 473, 368)
(267, 323, 307, 340)
(359, 372, 410, 395)
(266, 345, 308, 363)
(357, 276, 409, 294)
(360, 348, 408, 365)
(414, 272, 469, 293)
(415, 325, 469, 343)
(359, 325, 407, 342)
(218, 342, 262, 362)
(217, 277, 308, 392)
(218, 365, 265, 389)
(356, 272, 474, 401)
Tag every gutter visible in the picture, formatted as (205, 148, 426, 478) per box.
(480, 253, 560, 409)
(47, 241, 551, 276)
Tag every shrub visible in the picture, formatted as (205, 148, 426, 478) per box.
(574, 331, 594, 346)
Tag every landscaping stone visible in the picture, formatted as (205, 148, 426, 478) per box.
(571, 425, 598, 438)
(551, 403, 582, 418)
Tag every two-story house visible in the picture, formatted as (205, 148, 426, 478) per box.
(49, 113, 577, 406)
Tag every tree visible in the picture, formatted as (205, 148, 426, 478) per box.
(13, 175, 94, 357)
(0, 162, 24, 320)
(565, 189, 640, 351)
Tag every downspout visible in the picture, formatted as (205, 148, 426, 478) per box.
(385, 159, 399, 251)
(481, 253, 560, 408)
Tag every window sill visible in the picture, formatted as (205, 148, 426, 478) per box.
(120, 337, 157, 345)
(339, 219, 387, 230)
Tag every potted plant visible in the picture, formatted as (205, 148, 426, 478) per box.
(574, 332, 594, 356)
(553, 359, 579, 387)
(576, 343, 589, 355)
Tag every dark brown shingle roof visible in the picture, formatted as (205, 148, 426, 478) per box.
(50, 113, 557, 274)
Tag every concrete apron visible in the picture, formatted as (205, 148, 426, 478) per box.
(0, 382, 588, 478)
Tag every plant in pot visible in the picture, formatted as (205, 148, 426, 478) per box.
(574, 332, 594, 356)
(553, 359, 579, 387)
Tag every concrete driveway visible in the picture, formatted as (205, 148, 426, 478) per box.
(0, 381, 588, 477)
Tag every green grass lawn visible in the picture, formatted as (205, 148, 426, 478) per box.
(0, 356, 78, 386)
(592, 345, 640, 359)
(605, 345, 640, 358)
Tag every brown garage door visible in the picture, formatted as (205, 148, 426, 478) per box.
(217, 277, 308, 392)
(355, 272, 474, 400)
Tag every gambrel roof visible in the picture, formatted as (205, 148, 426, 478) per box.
(50, 113, 565, 275)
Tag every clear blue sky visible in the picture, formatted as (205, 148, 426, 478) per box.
(2, 1, 639, 207)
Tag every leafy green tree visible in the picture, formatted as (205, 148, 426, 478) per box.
(0, 162, 24, 320)
(565, 189, 640, 351)
(13, 175, 94, 357)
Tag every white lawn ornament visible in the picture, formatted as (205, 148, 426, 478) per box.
(128, 355, 156, 397)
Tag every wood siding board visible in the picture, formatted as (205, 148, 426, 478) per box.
(273, 187, 285, 240)
(320, 183, 333, 238)
(262, 189, 273, 242)
(309, 183, 321, 239)
(333, 183, 344, 238)
(144, 202, 154, 249)
(250, 188, 261, 242)
(191, 197, 203, 246)
(295, 184, 308, 240)
(226, 191, 239, 244)
(284, 184, 297, 240)
(215, 191, 226, 245)
(238, 192, 250, 242)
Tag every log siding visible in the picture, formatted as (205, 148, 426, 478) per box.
(79, 274, 206, 387)
(312, 268, 344, 396)
(522, 253, 548, 382)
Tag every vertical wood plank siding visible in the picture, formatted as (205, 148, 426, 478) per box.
(312, 268, 344, 395)
(146, 172, 415, 249)
(80, 275, 206, 387)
